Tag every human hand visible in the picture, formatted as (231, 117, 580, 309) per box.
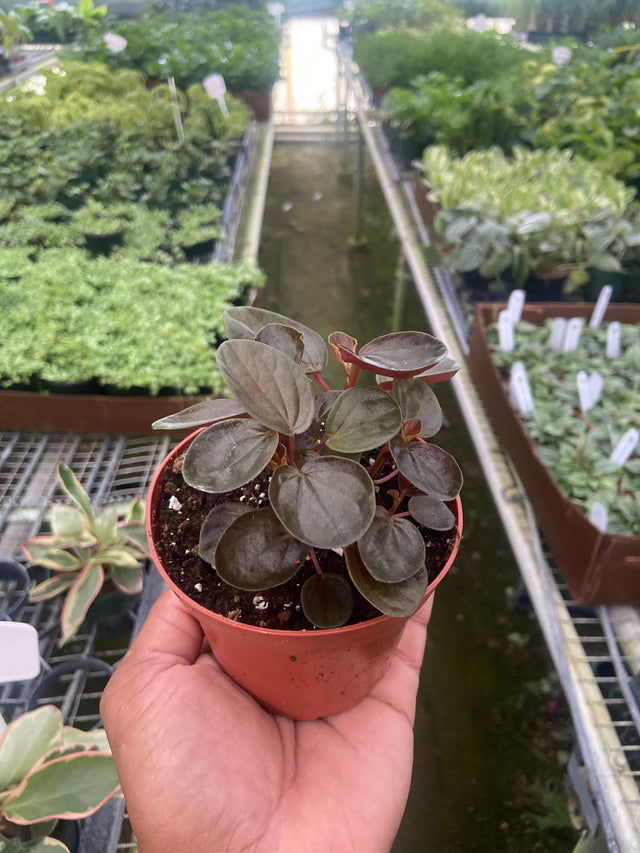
(100, 589, 432, 853)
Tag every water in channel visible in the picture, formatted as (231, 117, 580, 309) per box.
(257, 137, 578, 852)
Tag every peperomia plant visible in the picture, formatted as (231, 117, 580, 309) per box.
(22, 463, 148, 645)
(0, 705, 120, 852)
(153, 307, 463, 629)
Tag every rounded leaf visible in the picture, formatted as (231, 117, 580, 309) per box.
(199, 503, 252, 566)
(183, 419, 279, 493)
(392, 379, 442, 438)
(390, 438, 463, 501)
(345, 544, 429, 617)
(301, 573, 354, 628)
(223, 306, 328, 373)
(216, 339, 315, 436)
(215, 508, 309, 591)
(269, 456, 376, 549)
(254, 323, 304, 363)
(416, 357, 461, 385)
(357, 507, 426, 582)
(152, 399, 246, 430)
(408, 495, 455, 531)
(358, 332, 448, 378)
(325, 387, 402, 453)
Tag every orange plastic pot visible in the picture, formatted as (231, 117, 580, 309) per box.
(146, 431, 462, 720)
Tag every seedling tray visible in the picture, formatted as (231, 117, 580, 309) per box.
(468, 302, 640, 606)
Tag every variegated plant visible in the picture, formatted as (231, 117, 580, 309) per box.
(23, 463, 148, 645)
(153, 307, 463, 629)
(0, 705, 120, 852)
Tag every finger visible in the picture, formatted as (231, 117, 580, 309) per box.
(125, 589, 204, 669)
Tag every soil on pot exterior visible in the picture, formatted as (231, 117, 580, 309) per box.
(155, 448, 459, 631)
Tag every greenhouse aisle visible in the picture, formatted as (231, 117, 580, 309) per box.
(257, 17, 578, 851)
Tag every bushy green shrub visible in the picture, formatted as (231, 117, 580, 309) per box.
(383, 67, 536, 157)
(74, 7, 281, 91)
(354, 25, 528, 90)
(0, 61, 250, 210)
(343, 0, 461, 34)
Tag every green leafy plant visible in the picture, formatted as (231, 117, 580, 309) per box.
(422, 145, 640, 286)
(489, 319, 640, 535)
(22, 463, 148, 644)
(341, 0, 462, 34)
(0, 252, 264, 393)
(74, 7, 280, 91)
(0, 705, 120, 852)
(153, 307, 463, 629)
(354, 25, 528, 90)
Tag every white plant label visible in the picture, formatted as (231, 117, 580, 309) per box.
(104, 33, 127, 53)
(610, 428, 639, 468)
(563, 317, 584, 351)
(577, 371, 603, 412)
(507, 289, 525, 324)
(587, 371, 603, 408)
(498, 309, 514, 352)
(0, 623, 40, 685)
(589, 502, 608, 533)
(549, 317, 567, 351)
(552, 46, 572, 66)
(577, 371, 591, 413)
(203, 74, 229, 117)
(589, 285, 613, 328)
(606, 321, 621, 359)
(510, 362, 535, 414)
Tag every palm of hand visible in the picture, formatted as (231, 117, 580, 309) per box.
(101, 592, 431, 853)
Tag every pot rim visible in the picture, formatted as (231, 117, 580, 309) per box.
(147, 429, 463, 638)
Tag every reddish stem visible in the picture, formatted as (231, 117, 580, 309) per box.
(373, 468, 398, 486)
(368, 444, 390, 478)
(309, 547, 323, 575)
(389, 490, 406, 515)
(287, 434, 296, 465)
(392, 511, 411, 519)
(313, 372, 331, 392)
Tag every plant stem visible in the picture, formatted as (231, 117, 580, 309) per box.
(373, 469, 398, 486)
(368, 445, 390, 477)
(309, 546, 323, 574)
(313, 372, 330, 392)
(347, 366, 361, 388)
(288, 434, 296, 464)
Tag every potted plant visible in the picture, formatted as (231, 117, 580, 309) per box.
(22, 462, 148, 645)
(0, 705, 120, 852)
(147, 307, 463, 720)
(420, 144, 639, 298)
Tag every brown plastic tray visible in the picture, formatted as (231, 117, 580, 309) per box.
(0, 390, 208, 435)
(468, 302, 640, 606)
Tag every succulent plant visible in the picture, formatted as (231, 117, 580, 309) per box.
(0, 705, 120, 852)
(23, 462, 148, 644)
(153, 307, 463, 629)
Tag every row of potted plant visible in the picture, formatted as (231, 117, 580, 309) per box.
(1, 61, 250, 211)
(383, 45, 640, 186)
(353, 22, 529, 92)
(419, 145, 640, 299)
(73, 6, 281, 93)
(0, 250, 263, 394)
(0, 200, 225, 262)
(487, 318, 640, 536)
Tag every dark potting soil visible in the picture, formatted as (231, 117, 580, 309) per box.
(155, 449, 459, 631)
